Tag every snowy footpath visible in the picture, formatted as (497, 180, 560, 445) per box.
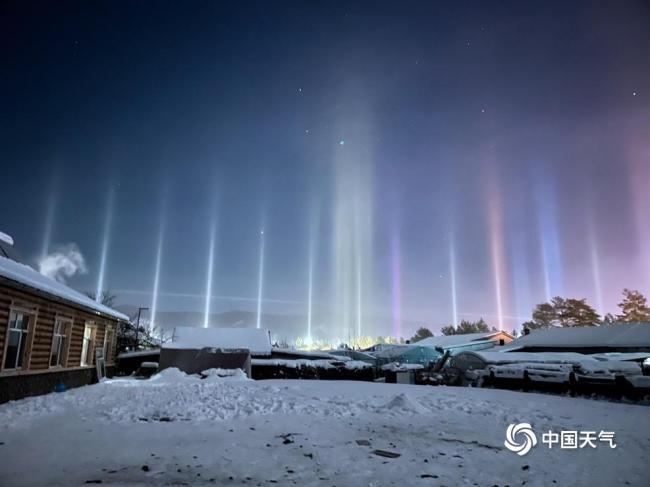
(0, 368, 648, 486)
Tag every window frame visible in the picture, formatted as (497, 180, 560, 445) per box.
(49, 315, 72, 369)
(1, 306, 37, 373)
(103, 325, 115, 365)
(80, 322, 97, 367)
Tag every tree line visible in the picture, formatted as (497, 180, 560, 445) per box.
(411, 288, 650, 342)
(523, 288, 650, 330)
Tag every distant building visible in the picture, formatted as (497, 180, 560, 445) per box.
(329, 349, 378, 367)
(447, 326, 650, 393)
(362, 343, 400, 353)
(416, 330, 514, 355)
(159, 326, 272, 377)
(0, 254, 128, 403)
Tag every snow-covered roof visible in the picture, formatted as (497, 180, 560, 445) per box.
(163, 326, 272, 356)
(503, 324, 650, 351)
(117, 349, 161, 359)
(0, 255, 129, 321)
(461, 351, 602, 365)
(271, 348, 344, 360)
(416, 331, 512, 349)
(0, 231, 14, 246)
(590, 352, 650, 362)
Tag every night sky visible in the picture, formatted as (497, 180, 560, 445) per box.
(1, 1, 649, 339)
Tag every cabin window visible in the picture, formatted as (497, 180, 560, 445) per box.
(50, 318, 71, 367)
(80, 323, 96, 366)
(4, 310, 32, 370)
(103, 326, 115, 363)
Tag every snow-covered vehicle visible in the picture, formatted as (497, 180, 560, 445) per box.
(444, 350, 650, 398)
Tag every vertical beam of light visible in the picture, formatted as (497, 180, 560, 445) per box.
(306, 244, 314, 344)
(95, 186, 114, 302)
(627, 140, 650, 292)
(390, 229, 402, 338)
(448, 233, 458, 327)
(256, 229, 265, 329)
(534, 173, 563, 301)
(332, 122, 373, 344)
(41, 180, 57, 260)
(510, 232, 531, 325)
(150, 218, 165, 330)
(203, 221, 217, 328)
(589, 239, 603, 315)
(306, 205, 319, 344)
(586, 213, 604, 315)
(355, 203, 363, 340)
(488, 178, 506, 331)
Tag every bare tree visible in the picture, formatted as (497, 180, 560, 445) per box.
(85, 290, 117, 308)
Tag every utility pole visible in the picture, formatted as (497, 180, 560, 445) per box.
(135, 307, 149, 351)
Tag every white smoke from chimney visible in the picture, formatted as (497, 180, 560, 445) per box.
(38, 243, 88, 283)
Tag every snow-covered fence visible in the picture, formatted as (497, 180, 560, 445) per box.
(251, 358, 375, 381)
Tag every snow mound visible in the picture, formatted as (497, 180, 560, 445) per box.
(149, 367, 199, 384)
(380, 393, 428, 414)
(202, 368, 250, 381)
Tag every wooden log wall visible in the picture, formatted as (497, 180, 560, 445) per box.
(0, 280, 119, 373)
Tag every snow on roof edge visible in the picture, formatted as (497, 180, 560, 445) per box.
(416, 330, 513, 349)
(0, 231, 14, 246)
(163, 326, 272, 356)
(0, 255, 129, 321)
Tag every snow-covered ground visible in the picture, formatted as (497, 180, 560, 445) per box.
(1, 369, 648, 486)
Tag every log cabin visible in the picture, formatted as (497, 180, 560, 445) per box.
(0, 254, 128, 403)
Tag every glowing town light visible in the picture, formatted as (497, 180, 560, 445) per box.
(150, 221, 165, 330)
(390, 230, 402, 338)
(203, 222, 217, 328)
(256, 229, 265, 329)
(448, 233, 458, 326)
(95, 186, 114, 302)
